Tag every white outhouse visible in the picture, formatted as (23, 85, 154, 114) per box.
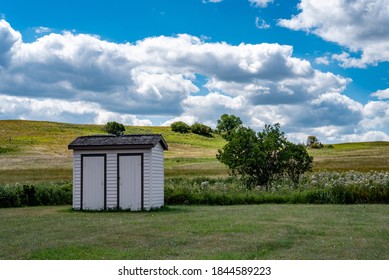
(68, 134, 168, 211)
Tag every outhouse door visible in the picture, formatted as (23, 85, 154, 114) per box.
(118, 154, 143, 210)
(82, 155, 106, 210)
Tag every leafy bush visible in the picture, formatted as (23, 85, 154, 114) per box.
(0, 185, 21, 207)
(309, 142, 323, 149)
(171, 121, 191, 133)
(0, 182, 72, 208)
(191, 122, 213, 137)
(102, 121, 125, 135)
(21, 184, 37, 206)
(0, 146, 16, 154)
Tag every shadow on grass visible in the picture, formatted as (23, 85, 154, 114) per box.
(28, 244, 126, 260)
(60, 205, 193, 214)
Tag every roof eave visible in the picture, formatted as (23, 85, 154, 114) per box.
(158, 138, 169, 150)
(68, 144, 155, 151)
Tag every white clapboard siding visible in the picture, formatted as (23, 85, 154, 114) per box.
(151, 143, 164, 208)
(72, 152, 81, 209)
(106, 153, 117, 209)
(143, 150, 151, 209)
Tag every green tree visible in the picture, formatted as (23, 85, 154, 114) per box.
(307, 135, 319, 147)
(171, 121, 191, 133)
(282, 142, 313, 187)
(216, 114, 243, 140)
(217, 123, 312, 189)
(103, 121, 125, 136)
(191, 122, 213, 137)
(254, 123, 289, 188)
(216, 126, 257, 180)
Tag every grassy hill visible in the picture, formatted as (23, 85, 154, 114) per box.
(1, 120, 389, 184)
(0, 120, 227, 183)
(308, 141, 389, 172)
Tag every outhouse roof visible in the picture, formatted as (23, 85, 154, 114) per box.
(68, 134, 168, 151)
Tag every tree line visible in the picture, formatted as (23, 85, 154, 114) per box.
(170, 121, 212, 137)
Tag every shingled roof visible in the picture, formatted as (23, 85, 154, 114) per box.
(68, 134, 168, 151)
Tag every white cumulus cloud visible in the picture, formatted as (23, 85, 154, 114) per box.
(1, 19, 388, 143)
(0, 94, 151, 125)
(315, 56, 330, 65)
(249, 0, 273, 8)
(278, 0, 389, 68)
(371, 88, 389, 100)
(255, 17, 271, 29)
(34, 26, 52, 34)
(202, 0, 223, 3)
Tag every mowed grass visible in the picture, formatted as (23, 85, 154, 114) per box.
(2, 120, 389, 184)
(0, 204, 388, 260)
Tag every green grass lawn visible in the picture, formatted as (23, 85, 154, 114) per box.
(0, 204, 388, 260)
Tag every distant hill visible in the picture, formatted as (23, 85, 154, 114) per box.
(1, 120, 388, 184)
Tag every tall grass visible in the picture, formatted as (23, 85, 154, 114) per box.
(1, 171, 388, 208)
(165, 171, 389, 205)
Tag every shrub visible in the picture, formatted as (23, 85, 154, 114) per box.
(310, 142, 323, 149)
(0, 182, 72, 208)
(171, 121, 191, 133)
(0, 146, 16, 154)
(103, 121, 125, 135)
(0, 185, 22, 207)
(21, 184, 37, 206)
(191, 122, 213, 137)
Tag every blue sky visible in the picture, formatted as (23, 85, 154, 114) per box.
(0, 0, 389, 143)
